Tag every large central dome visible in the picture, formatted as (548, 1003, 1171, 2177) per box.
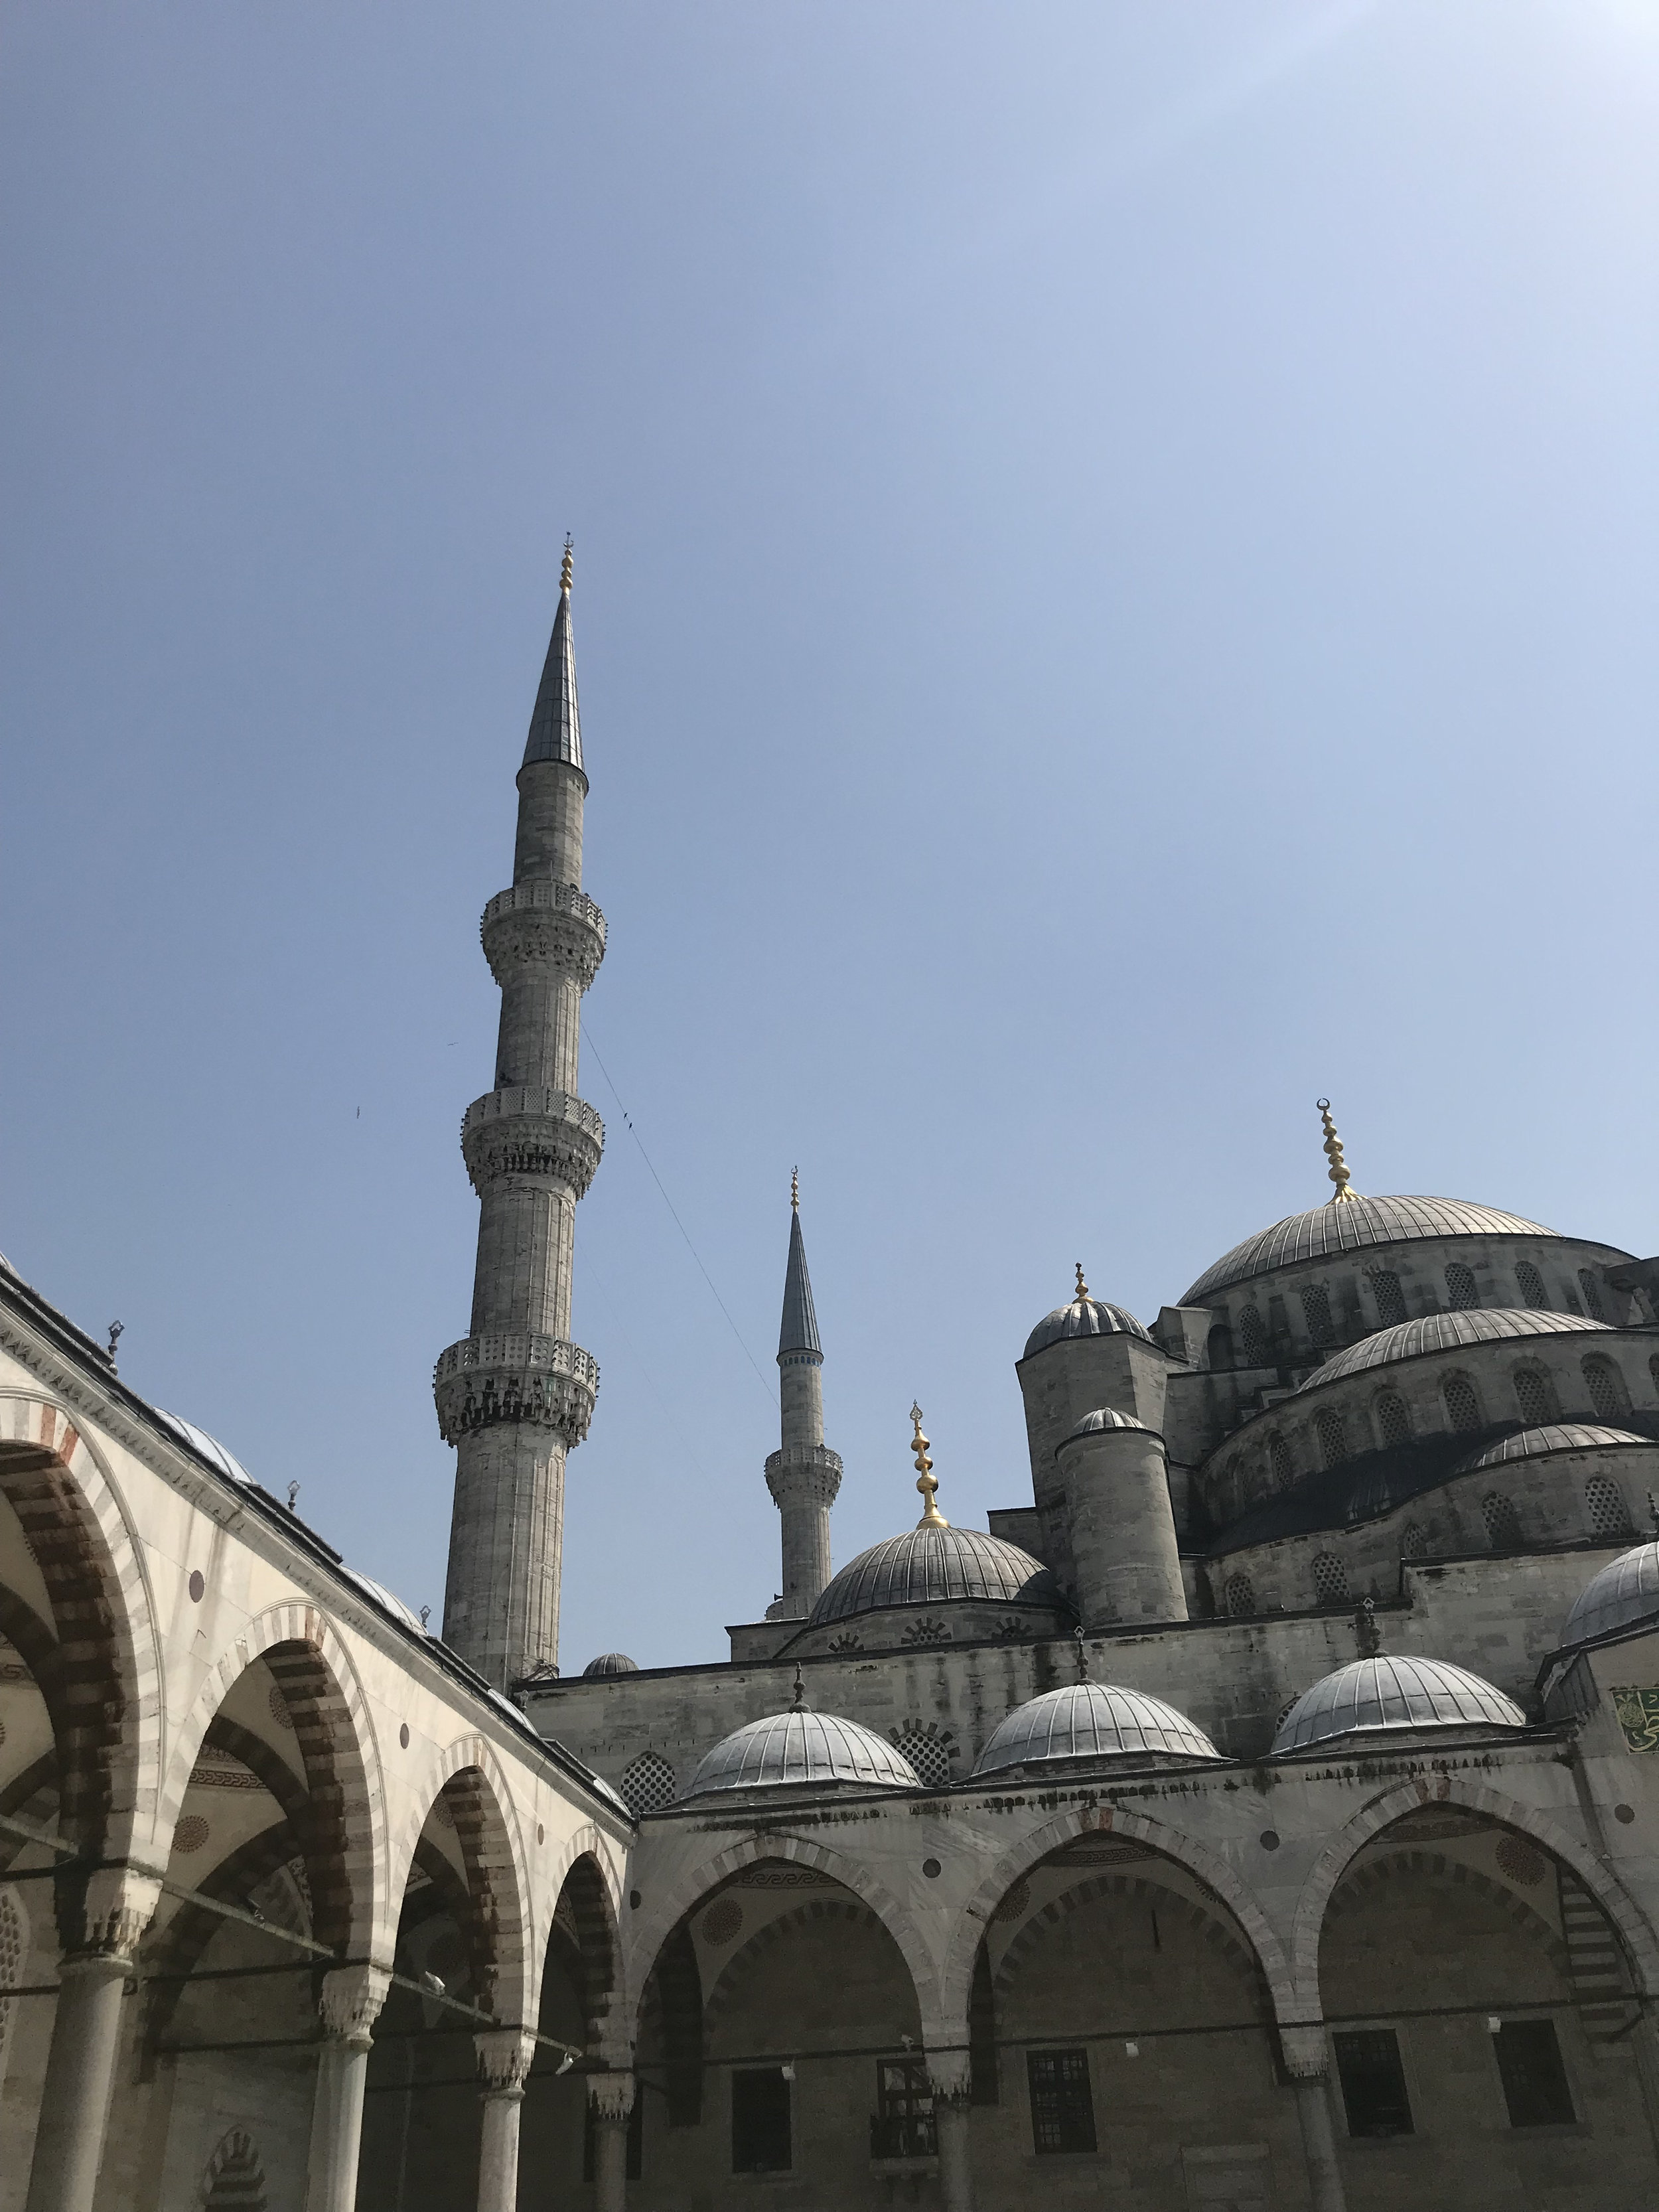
(809, 1523, 1065, 1627)
(1181, 1195, 1556, 1306)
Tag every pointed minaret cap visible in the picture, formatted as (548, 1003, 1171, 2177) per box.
(523, 535, 583, 772)
(778, 1171, 822, 1359)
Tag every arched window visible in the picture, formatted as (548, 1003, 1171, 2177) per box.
(1375, 1390, 1412, 1449)
(1400, 1520, 1427, 1560)
(1312, 1552, 1350, 1605)
(1515, 1261, 1549, 1309)
(1512, 1366, 1556, 1428)
(1269, 1434, 1293, 1491)
(1315, 1408, 1348, 1470)
(1583, 1357, 1627, 1422)
(1300, 1284, 1336, 1346)
(1443, 1372, 1482, 1433)
(619, 1751, 678, 1815)
(1578, 1270, 1607, 1323)
(1585, 1476, 1632, 1540)
(1238, 1304, 1269, 1364)
(201, 2129, 267, 2211)
(1207, 1324, 1235, 1372)
(1482, 1492, 1522, 1550)
(1368, 1269, 1407, 1327)
(1445, 1262, 1480, 1311)
(1224, 1573, 1256, 1617)
(889, 1723, 955, 1790)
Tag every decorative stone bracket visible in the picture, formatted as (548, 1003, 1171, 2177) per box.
(481, 881, 607, 992)
(475, 2028, 539, 2093)
(462, 1088, 605, 1199)
(318, 1962, 392, 2048)
(434, 1334, 600, 1449)
(56, 1862, 162, 1960)
(586, 2069, 636, 2120)
(1278, 2022, 1331, 2080)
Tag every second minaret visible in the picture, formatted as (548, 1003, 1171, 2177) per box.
(764, 1177, 842, 1619)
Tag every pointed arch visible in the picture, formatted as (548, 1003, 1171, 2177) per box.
(701, 1892, 923, 2037)
(393, 1733, 534, 2026)
(991, 1868, 1268, 2011)
(549, 1849, 623, 2058)
(200, 2125, 267, 2209)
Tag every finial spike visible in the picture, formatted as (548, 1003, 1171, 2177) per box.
(560, 534, 573, 595)
(1317, 1098, 1358, 1203)
(790, 1165, 799, 1212)
(1074, 1262, 1089, 1302)
(910, 1402, 948, 1527)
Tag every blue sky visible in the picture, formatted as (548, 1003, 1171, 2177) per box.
(3, 2, 1655, 1669)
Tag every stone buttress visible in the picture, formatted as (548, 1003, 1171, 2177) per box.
(764, 1186, 841, 1619)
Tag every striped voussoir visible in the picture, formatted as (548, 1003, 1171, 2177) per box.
(1326, 1850, 1569, 1973)
(1557, 1866, 1640, 2038)
(421, 1743, 530, 2020)
(552, 1849, 621, 2053)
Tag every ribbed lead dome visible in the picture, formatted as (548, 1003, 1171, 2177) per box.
(682, 1710, 922, 1800)
(583, 1652, 640, 1677)
(1023, 1297, 1152, 1361)
(808, 1524, 1066, 1627)
(1458, 1425, 1650, 1474)
(974, 1683, 1220, 1777)
(1182, 1195, 1557, 1306)
(1272, 1657, 1526, 1755)
(1297, 1309, 1613, 1390)
(1562, 1543, 1659, 1649)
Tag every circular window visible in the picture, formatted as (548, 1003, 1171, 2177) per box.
(1259, 1830, 1281, 1851)
(269, 1686, 294, 1730)
(701, 1898, 744, 1945)
(538, 1822, 545, 1844)
(1494, 1833, 1546, 1887)
(922, 1858, 942, 1879)
(398, 1723, 410, 1750)
(173, 1814, 210, 1854)
(188, 1570, 205, 1603)
(1615, 1803, 1636, 1826)
(993, 1880, 1030, 1923)
(629, 1889, 642, 1910)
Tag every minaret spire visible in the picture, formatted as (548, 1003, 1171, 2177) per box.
(434, 547, 607, 1686)
(764, 1174, 842, 1621)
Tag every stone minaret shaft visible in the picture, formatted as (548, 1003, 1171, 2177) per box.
(764, 1187, 841, 1619)
(435, 550, 605, 1686)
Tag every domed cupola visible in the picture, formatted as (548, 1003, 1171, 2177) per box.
(1024, 1264, 1151, 1361)
(1560, 1542, 1659, 1650)
(1271, 1656, 1526, 1755)
(681, 1687, 922, 1801)
(1457, 1426, 1652, 1477)
(974, 1680, 1221, 1778)
(1297, 1308, 1615, 1390)
(582, 1652, 640, 1677)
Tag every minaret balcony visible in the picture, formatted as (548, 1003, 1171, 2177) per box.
(764, 1442, 843, 1509)
(480, 881, 606, 990)
(433, 1333, 600, 1448)
(461, 1088, 605, 1198)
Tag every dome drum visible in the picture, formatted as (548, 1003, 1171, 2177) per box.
(1057, 1412, 1188, 1631)
(808, 1523, 1066, 1632)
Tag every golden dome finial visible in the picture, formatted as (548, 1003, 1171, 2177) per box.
(1317, 1098, 1358, 1203)
(1074, 1261, 1089, 1302)
(560, 534, 574, 595)
(910, 1402, 948, 1528)
(790, 1165, 799, 1213)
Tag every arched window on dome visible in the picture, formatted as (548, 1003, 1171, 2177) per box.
(1374, 1390, 1411, 1449)
(1512, 1365, 1557, 1428)
(1206, 1324, 1235, 1373)
(889, 1722, 955, 1791)
(1269, 1434, 1293, 1491)
(1584, 1476, 1632, 1541)
(1312, 1552, 1350, 1605)
(1482, 1493, 1522, 1551)
(1368, 1269, 1407, 1327)
(619, 1752, 678, 1816)
(1445, 1262, 1480, 1311)
(1238, 1304, 1269, 1366)
(1299, 1284, 1336, 1347)
(1400, 1520, 1428, 1561)
(1315, 1409, 1347, 1471)
(1223, 1573, 1256, 1618)
(1579, 1270, 1607, 1323)
(1515, 1261, 1550, 1310)
(1443, 1372, 1483, 1434)
(1583, 1357, 1628, 1423)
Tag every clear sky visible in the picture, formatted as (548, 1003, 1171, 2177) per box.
(3, 2, 1655, 1671)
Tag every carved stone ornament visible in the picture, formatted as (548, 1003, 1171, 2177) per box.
(475, 2027, 538, 2093)
(1277, 2022, 1331, 2081)
(586, 2069, 636, 2120)
(764, 1442, 844, 1511)
(926, 2049, 974, 2104)
(58, 1863, 161, 1960)
(434, 1333, 600, 1447)
(461, 1088, 605, 1199)
(318, 1962, 392, 2047)
(480, 881, 607, 992)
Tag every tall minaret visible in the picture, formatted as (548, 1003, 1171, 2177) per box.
(764, 1175, 842, 1619)
(434, 540, 605, 1686)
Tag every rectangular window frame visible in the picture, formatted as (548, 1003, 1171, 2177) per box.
(1490, 2018, 1577, 2129)
(1333, 2027, 1415, 2139)
(731, 2065, 792, 2175)
(1026, 2046, 1097, 2156)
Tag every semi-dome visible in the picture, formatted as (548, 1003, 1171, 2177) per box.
(1296, 1308, 1613, 1390)
(1182, 1195, 1557, 1307)
(974, 1682, 1220, 1777)
(583, 1652, 640, 1677)
(1061, 1407, 1157, 1446)
(682, 1708, 922, 1800)
(1457, 1425, 1651, 1475)
(1271, 1656, 1526, 1755)
(1561, 1543, 1659, 1649)
(809, 1523, 1066, 1627)
(1023, 1295, 1151, 1361)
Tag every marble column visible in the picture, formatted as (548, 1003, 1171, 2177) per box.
(926, 2051, 974, 2212)
(587, 2071, 634, 2212)
(1281, 2025, 1347, 2212)
(475, 2029, 537, 2212)
(306, 1964, 390, 2212)
(23, 1865, 157, 2212)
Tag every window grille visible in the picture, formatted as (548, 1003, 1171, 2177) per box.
(1651, 1355, 1659, 1398)
(1313, 1552, 1350, 1605)
(871, 2059, 936, 2159)
(1400, 1521, 1427, 1560)
(1269, 1436, 1293, 1491)
(1578, 1270, 1607, 1323)
(0, 1887, 23, 2090)
(1299, 1284, 1336, 1346)
(1334, 2029, 1414, 2137)
(1368, 1270, 1407, 1327)
(1224, 1574, 1256, 1618)
(1491, 2020, 1575, 2128)
(1445, 1262, 1480, 1311)
(1583, 1357, 1626, 1422)
(891, 1724, 954, 1790)
(1515, 1262, 1549, 1309)
(1513, 1367, 1555, 1427)
(1315, 1410, 1347, 1471)
(1238, 1305, 1269, 1364)
(1585, 1476, 1632, 1540)
(618, 1752, 678, 1816)
(1027, 2049, 1097, 2155)
(1482, 1493, 1522, 1550)
(1443, 1374, 1482, 1433)
(732, 2069, 792, 2174)
(1375, 1392, 1411, 1449)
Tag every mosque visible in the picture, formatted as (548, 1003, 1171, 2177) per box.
(3, 561, 1659, 2212)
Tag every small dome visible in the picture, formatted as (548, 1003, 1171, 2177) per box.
(1023, 1297, 1151, 1361)
(1183, 1195, 1559, 1306)
(155, 1409, 256, 1489)
(1060, 1407, 1157, 1448)
(682, 1709, 922, 1800)
(583, 1652, 640, 1678)
(1561, 1543, 1659, 1649)
(1297, 1308, 1614, 1390)
(1457, 1425, 1651, 1475)
(343, 1571, 427, 1636)
(809, 1524, 1066, 1627)
(1272, 1657, 1526, 1755)
(974, 1682, 1220, 1777)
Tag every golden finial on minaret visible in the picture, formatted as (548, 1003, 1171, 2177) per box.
(1317, 1098, 1358, 1203)
(791, 1165, 799, 1213)
(1074, 1262, 1089, 1302)
(910, 1402, 948, 1528)
(560, 534, 573, 594)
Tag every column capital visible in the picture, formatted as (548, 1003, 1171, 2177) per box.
(56, 1861, 161, 1959)
(926, 2047, 974, 2104)
(318, 1963, 392, 2049)
(1279, 2022, 1331, 2079)
(476, 2028, 538, 2094)
(585, 2068, 635, 2120)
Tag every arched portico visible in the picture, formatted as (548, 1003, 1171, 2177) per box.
(389, 1733, 534, 2024)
